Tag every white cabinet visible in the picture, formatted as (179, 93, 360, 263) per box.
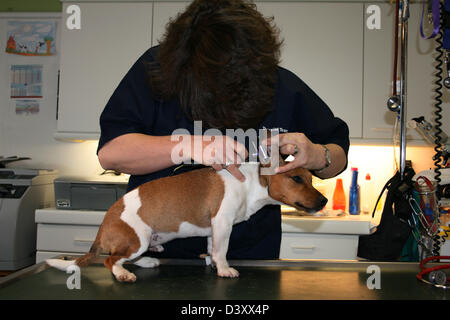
(57, 2, 153, 139)
(152, 1, 364, 138)
(35, 208, 377, 262)
(56, 1, 447, 143)
(280, 233, 359, 260)
(35, 208, 105, 262)
(280, 214, 376, 260)
(257, 2, 364, 138)
(363, 3, 397, 140)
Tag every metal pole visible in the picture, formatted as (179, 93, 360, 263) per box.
(399, 0, 409, 180)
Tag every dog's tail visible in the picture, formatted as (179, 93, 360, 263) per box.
(46, 237, 102, 271)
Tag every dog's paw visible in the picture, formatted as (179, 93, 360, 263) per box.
(134, 257, 160, 268)
(149, 245, 164, 252)
(217, 267, 239, 278)
(116, 271, 137, 283)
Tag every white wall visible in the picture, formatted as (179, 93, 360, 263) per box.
(0, 13, 103, 178)
(316, 145, 436, 211)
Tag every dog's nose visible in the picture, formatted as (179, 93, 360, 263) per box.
(318, 195, 328, 208)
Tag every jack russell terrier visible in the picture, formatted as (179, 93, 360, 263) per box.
(47, 159, 327, 282)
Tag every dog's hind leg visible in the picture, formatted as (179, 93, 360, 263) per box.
(107, 187, 155, 281)
(103, 236, 150, 282)
(104, 255, 137, 282)
(101, 219, 150, 282)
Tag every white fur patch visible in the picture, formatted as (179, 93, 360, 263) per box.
(120, 188, 152, 259)
(216, 163, 277, 224)
(46, 259, 75, 271)
(151, 222, 211, 246)
(134, 257, 160, 268)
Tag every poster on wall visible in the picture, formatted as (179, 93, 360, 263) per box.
(10, 65, 43, 99)
(15, 100, 40, 115)
(5, 21, 56, 56)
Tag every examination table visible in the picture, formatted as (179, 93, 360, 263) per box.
(0, 257, 448, 300)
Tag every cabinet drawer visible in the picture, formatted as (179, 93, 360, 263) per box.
(36, 251, 82, 264)
(36, 224, 100, 253)
(280, 233, 359, 260)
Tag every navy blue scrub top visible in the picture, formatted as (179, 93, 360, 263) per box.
(97, 46, 350, 260)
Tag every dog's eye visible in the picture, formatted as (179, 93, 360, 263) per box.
(291, 176, 303, 184)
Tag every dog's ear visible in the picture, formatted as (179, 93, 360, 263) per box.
(259, 150, 284, 180)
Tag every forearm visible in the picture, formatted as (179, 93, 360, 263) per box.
(313, 143, 347, 179)
(98, 133, 186, 175)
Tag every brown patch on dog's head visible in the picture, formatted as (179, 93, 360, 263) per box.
(260, 160, 328, 213)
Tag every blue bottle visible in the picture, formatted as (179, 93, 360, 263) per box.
(349, 167, 360, 215)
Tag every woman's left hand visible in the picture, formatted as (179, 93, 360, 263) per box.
(272, 133, 326, 174)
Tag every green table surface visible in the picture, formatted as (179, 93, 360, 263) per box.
(0, 258, 448, 300)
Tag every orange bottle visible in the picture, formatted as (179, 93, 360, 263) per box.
(332, 178, 346, 211)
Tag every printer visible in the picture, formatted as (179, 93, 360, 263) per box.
(54, 174, 128, 211)
(0, 168, 57, 270)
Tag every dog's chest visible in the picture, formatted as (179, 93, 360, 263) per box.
(216, 164, 271, 224)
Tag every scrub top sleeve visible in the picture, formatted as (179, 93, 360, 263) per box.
(291, 86, 350, 156)
(97, 51, 156, 154)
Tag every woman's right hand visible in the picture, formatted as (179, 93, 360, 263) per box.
(179, 135, 248, 182)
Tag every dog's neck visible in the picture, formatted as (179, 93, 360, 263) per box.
(232, 162, 282, 213)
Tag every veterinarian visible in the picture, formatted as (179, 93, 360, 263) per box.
(96, 0, 350, 260)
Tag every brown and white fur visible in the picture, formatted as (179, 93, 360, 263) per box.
(47, 160, 327, 282)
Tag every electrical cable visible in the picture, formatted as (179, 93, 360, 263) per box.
(414, 2, 448, 281)
(433, 2, 444, 188)
(432, 2, 445, 257)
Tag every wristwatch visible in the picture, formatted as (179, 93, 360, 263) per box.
(314, 145, 331, 174)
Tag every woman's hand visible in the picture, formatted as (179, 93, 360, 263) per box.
(274, 133, 326, 174)
(265, 132, 347, 178)
(184, 135, 248, 182)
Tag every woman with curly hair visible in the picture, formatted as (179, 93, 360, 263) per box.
(97, 0, 349, 259)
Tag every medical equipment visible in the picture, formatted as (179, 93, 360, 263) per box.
(359, 0, 415, 261)
(417, 256, 450, 288)
(409, 0, 450, 289)
(387, 0, 410, 180)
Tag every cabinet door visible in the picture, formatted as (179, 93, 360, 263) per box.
(363, 3, 396, 140)
(57, 2, 153, 138)
(153, 2, 364, 138)
(257, 2, 364, 138)
(363, 3, 449, 141)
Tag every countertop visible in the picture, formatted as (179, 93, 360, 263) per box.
(36, 206, 381, 235)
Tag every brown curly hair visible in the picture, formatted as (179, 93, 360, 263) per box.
(147, 0, 282, 130)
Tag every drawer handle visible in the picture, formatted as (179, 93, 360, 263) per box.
(291, 245, 315, 250)
(73, 238, 95, 245)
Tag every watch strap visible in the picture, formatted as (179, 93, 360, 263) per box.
(314, 145, 331, 174)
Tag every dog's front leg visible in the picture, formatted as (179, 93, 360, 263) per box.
(211, 217, 239, 278)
